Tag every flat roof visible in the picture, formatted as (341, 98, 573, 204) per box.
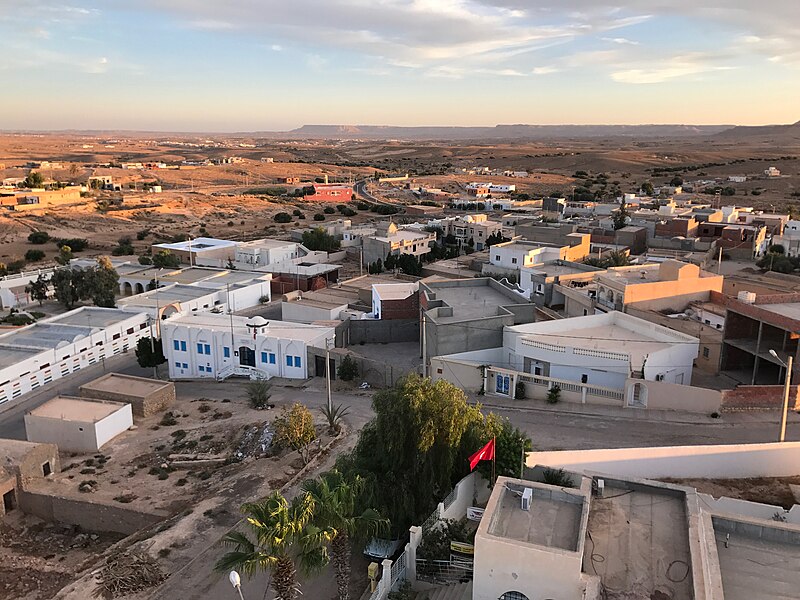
(153, 237, 238, 252)
(524, 262, 599, 278)
(585, 483, 694, 599)
(81, 372, 173, 397)
(489, 482, 583, 551)
(422, 278, 528, 323)
(29, 396, 124, 423)
(238, 238, 298, 250)
(165, 314, 334, 342)
(48, 307, 136, 328)
(758, 302, 800, 322)
(119, 283, 217, 307)
(713, 517, 800, 600)
(0, 346, 41, 369)
(373, 282, 418, 300)
(0, 438, 50, 465)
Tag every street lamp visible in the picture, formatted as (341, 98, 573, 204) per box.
(769, 349, 793, 442)
(228, 571, 245, 600)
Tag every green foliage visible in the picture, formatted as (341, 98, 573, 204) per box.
(320, 403, 350, 435)
(757, 252, 797, 274)
(135, 337, 166, 370)
(340, 207, 356, 217)
(152, 250, 180, 269)
(515, 379, 526, 400)
(542, 467, 573, 488)
(584, 250, 631, 268)
(136, 229, 150, 240)
(313, 213, 325, 221)
(368, 259, 383, 274)
(669, 176, 684, 187)
(55, 245, 73, 266)
(23, 171, 44, 188)
(245, 380, 272, 409)
(485, 232, 510, 247)
(24, 249, 45, 262)
(274, 212, 293, 223)
(27, 231, 50, 244)
(337, 355, 359, 381)
(640, 181, 654, 196)
(302, 227, 341, 252)
(388, 582, 415, 600)
(293, 208, 304, 217)
(214, 492, 334, 600)
(50, 257, 119, 309)
(138, 255, 153, 265)
(612, 199, 629, 230)
(323, 206, 336, 214)
(55, 238, 89, 252)
(274, 403, 317, 463)
(417, 519, 475, 561)
(769, 244, 786, 254)
(25, 274, 49, 305)
(112, 236, 135, 256)
(547, 384, 561, 404)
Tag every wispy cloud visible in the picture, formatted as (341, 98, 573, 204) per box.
(611, 54, 735, 84)
(532, 66, 559, 75)
(602, 37, 639, 45)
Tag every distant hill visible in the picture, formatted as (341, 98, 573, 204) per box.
(712, 120, 800, 144)
(284, 123, 733, 140)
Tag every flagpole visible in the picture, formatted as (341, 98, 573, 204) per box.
(491, 436, 496, 485)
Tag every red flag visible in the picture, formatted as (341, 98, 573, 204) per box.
(468, 438, 495, 471)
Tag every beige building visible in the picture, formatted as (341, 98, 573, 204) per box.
(561, 260, 723, 317)
(362, 222, 436, 265)
(0, 439, 59, 519)
(25, 396, 133, 453)
(0, 186, 83, 212)
(444, 214, 503, 251)
(79, 373, 175, 418)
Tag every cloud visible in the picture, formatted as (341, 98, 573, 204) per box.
(270, 44, 283, 51)
(610, 54, 734, 84)
(188, 19, 235, 30)
(602, 37, 639, 45)
(532, 66, 559, 75)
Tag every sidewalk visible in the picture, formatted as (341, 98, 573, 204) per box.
(471, 392, 800, 425)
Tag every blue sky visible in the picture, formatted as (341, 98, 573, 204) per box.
(1, 0, 798, 131)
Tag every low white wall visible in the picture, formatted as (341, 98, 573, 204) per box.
(527, 442, 800, 480)
(95, 404, 133, 449)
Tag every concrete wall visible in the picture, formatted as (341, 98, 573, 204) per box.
(348, 319, 419, 345)
(281, 300, 345, 323)
(19, 482, 168, 534)
(526, 442, 800, 479)
(94, 403, 133, 449)
(624, 379, 721, 413)
(79, 374, 175, 418)
(24, 402, 132, 453)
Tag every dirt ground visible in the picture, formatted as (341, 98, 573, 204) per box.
(661, 476, 800, 509)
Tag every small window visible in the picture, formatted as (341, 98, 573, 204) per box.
(182, 363, 188, 369)
(197, 343, 204, 354)
(174, 340, 180, 351)
(199, 365, 205, 372)
(224, 347, 230, 358)
(511, 257, 517, 264)
(42, 462, 52, 477)
(703, 347, 710, 358)
(261, 352, 268, 363)
(126, 327, 134, 334)
(112, 333, 121, 340)
(294, 356, 301, 368)
(175, 362, 181, 367)
(180, 341, 187, 352)
(269, 353, 276, 364)
(140, 323, 148, 330)
(495, 255, 500, 261)
(204, 344, 211, 355)
(286, 355, 293, 367)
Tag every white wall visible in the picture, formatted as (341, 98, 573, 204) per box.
(526, 442, 800, 479)
(95, 403, 133, 448)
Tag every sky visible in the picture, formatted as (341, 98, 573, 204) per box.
(1, 0, 799, 131)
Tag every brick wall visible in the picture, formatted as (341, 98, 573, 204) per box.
(720, 385, 800, 410)
(380, 293, 419, 320)
(80, 381, 175, 418)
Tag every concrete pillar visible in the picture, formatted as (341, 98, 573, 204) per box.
(380, 559, 392, 594)
(752, 320, 764, 385)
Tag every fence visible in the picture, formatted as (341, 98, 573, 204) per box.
(415, 559, 473, 585)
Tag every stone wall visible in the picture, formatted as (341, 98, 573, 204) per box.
(720, 385, 800, 411)
(79, 375, 175, 418)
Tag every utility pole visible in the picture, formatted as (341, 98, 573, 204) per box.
(780, 355, 793, 443)
(421, 309, 427, 378)
(717, 245, 723, 275)
(148, 316, 158, 379)
(359, 247, 363, 277)
(325, 337, 333, 414)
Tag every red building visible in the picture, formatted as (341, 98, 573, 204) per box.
(309, 184, 353, 202)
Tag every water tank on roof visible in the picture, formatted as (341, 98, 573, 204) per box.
(738, 291, 756, 304)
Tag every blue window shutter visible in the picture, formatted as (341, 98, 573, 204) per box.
(294, 356, 301, 368)
(175, 362, 180, 367)
(183, 363, 188, 369)
(286, 355, 292, 367)
(269, 353, 276, 364)
(261, 352, 268, 363)
(173, 340, 180, 351)
(223, 347, 230, 358)
(181, 341, 187, 351)
(197, 343, 203, 354)
(204, 344, 211, 355)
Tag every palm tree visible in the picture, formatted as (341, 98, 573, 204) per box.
(215, 491, 334, 600)
(302, 471, 389, 600)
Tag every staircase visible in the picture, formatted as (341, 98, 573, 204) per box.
(422, 581, 472, 600)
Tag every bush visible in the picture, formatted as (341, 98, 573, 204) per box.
(274, 212, 292, 223)
(341, 207, 356, 217)
(323, 206, 335, 214)
(313, 213, 325, 221)
(160, 411, 178, 426)
(547, 384, 561, 404)
(515, 379, 526, 400)
(245, 380, 272, 409)
(55, 238, 89, 252)
(24, 249, 45, 262)
(337, 355, 359, 381)
(273, 403, 316, 463)
(28, 231, 50, 244)
(136, 229, 150, 240)
(542, 467, 573, 488)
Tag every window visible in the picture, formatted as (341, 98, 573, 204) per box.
(499, 593, 529, 600)
(174, 340, 180, 351)
(261, 352, 268, 363)
(703, 346, 710, 358)
(126, 327, 134, 334)
(269, 353, 276, 364)
(204, 344, 211, 355)
(182, 363, 188, 369)
(511, 258, 517, 264)
(199, 365, 205, 372)
(294, 356, 301, 368)
(42, 462, 52, 477)
(206, 366, 213, 374)
(286, 355, 293, 367)
(112, 333, 121, 340)
(197, 343, 204, 354)
(495, 255, 500, 261)
(223, 347, 230, 358)
(180, 341, 187, 352)
(175, 362, 181, 368)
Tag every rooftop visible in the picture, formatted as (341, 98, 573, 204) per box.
(713, 516, 800, 600)
(523, 260, 601, 278)
(421, 278, 528, 323)
(373, 282, 419, 300)
(757, 302, 800, 322)
(153, 237, 238, 252)
(0, 439, 50, 467)
(47, 307, 136, 328)
(489, 480, 583, 551)
(80, 372, 173, 397)
(165, 313, 334, 342)
(29, 396, 125, 423)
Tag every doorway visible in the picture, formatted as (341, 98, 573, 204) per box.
(315, 355, 336, 380)
(239, 346, 256, 368)
(495, 374, 510, 396)
(42, 462, 52, 477)
(2, 489, 16, 513)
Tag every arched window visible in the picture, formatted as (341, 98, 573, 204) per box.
(606, 290, 615, 303)
(499, 593, 530, 600)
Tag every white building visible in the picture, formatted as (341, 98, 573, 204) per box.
(362, 222, 436, 265)
(765, 166, 781, 177)
(0, 307, 149, 406)
(25, 396, 133, 453)
(371, 282, 419, 319)
(771, 220, 800, 256)
(728, 175, 747, 183)
(162, 314, 334, 381)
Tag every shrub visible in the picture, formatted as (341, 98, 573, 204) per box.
(337, 355, 359, 381)
(515, 379, 526, 400)
(274, 212, 292, 223)
(273, 403, 316, 463)
(320, 403, 350, 435)
(136, 229, 150, 240)
(546, 384, 561, 404)
(542, 467, 573, 488)
(24, 249, 45, 262)
(28, 231, 50, 244)
(245, 380, 272, 409)
(323, 206, 335, 214)
(160, 411, 178, 426)
(55, 238, 89, 252)
(313, 213, 325, 221)
(259, 294, 270, 304)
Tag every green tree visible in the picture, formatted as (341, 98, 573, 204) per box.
(246, 380, 272, 409)
(485, 232, 509, 247)
(274, 212, 293, 223)
(134, 337, 166, 375)
(463, 413, 532, 482)
(336, 375, 483, 532)
(640, 181, 654, 196)
(27, 231, 50, 244)
(274, 403, 317, 464)
(24, 249, 45, 262)
(55, 245, 73, 265)
(215, 492, 333, 600)
(302, 471, 388, 600)
(302, 227, 341, 252)
(23, 171, 44, 188)
(25, 274, 50, 305)
(395, 254, 422, 276)
(88, 256, 119, 307)
(50, 267, 86, 309)
(337, 355, 359, 381)
(612, 199, 629, 230)
(152, 250, 180, 269)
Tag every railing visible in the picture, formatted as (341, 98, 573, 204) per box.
(573, 346, 629, 362)
(421, 506, 441, 533)
(390, 551, 407, 590)
(520, 338, 566, 353)
(415, 559, 473, 585)
(442, 486, 458, 511)
(514, 372, 624, 401)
